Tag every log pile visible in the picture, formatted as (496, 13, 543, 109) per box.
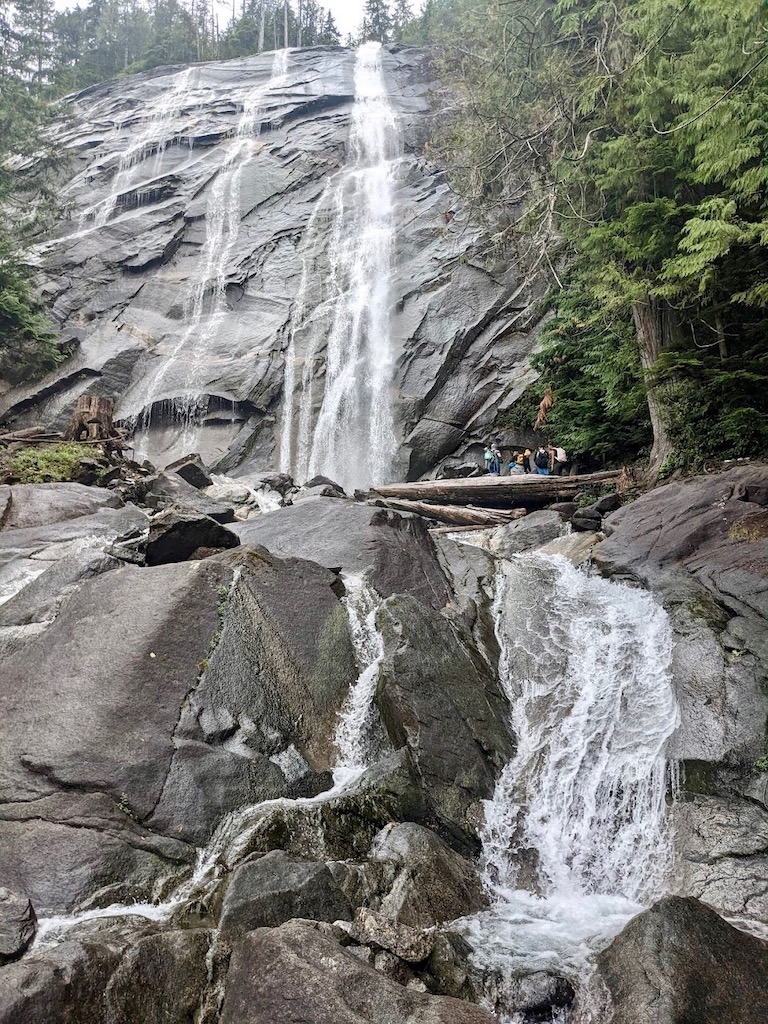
(369, 470, 622, 510)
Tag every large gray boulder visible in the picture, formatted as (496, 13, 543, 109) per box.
(220, 920, 496, 1024)
(0, 482, 122, 530)
(0, 543, 356, 912)
(0, 889, 36, 965)
(233, 500, 450, 608)
(369, 822, 487, 928)
(0, 920, 211, 1024)
(218, 851, 353, 943)
(375, 594, 513, 851)
(596, 896, 768, 1024)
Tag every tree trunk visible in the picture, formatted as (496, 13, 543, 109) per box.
(258, 4, 265, 50)
(715, 311, 728, 362)
(284, 0, 289, 48)
(632, 294, 674, 480)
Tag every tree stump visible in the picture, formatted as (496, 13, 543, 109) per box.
(65, 396, 116, 442)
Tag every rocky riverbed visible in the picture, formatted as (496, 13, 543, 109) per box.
(0, 462, 767, 1022)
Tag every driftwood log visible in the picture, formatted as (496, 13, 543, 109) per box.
(369, 470, 622, 510)
(374, 498, 526, 527)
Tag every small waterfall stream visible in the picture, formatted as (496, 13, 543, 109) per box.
(84, 67, 195, 229)
(35, 570, 385, 947)
(280, 42, 399, 492)
(132, 50, 290, 455)
(459, 553, 679, 1019)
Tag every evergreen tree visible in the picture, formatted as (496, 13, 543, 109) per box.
(390, 0, 411, 42)
(317, 8, 339, 44)
(361, 0, 390, 43)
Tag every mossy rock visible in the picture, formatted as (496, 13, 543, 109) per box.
(0, 443, 100, 484)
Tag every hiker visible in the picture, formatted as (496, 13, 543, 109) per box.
(550, 444, 568, 476)
(533, 446, 550, 475)
(522, 449, 533, 474)
(491, 442, 502, 475)
(508, 451, 525, 475)
(483, 445, 495, 474)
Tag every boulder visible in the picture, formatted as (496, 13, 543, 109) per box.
(591, 491, 622, 514)
(1, 482, 122, 531)
(375, 595, 513, 851)
(233, 500, 450, 609)
(145, 472, 236, 523)
(481, 509, 562, 557)
(369, 822, 487, 928)
(596, 896, 768, 1024)
(180, 545, 357, 771)
(220, 920, 496, 1024)
(103, 928, 212, 1024)
(350, 907, 435, 962)
(570, 507, 602, 532)
(0, 888, 36, 964)
(218, 851, 353, 943)
(0, 919, 211, 1024)
(304, 475, 345, 492)
(547, 501, 578, 520)
(165, 453, 213, 490)
(144, 508, 240, 565)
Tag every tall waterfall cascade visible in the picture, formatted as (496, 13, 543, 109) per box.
(459, 553, 679, 1015)
(279, 42, 400, 493)
(34, 570, 385, 947)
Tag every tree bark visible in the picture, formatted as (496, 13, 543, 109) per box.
(64, 396, 117, 442)
(632, 294, 674, 480)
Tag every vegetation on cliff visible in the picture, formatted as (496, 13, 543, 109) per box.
(412, 0, 768, 474)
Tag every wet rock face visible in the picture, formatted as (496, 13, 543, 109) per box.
(597, 896, 768, 1024)
(2, 47, 542, 476)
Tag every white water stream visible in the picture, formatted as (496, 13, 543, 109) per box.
(83, 67, 195, 229)
(458, 553, 679, 1019)
(280, 42, 399, 492)
(132, 50, 290, 454)
(35, 570, 385, 947)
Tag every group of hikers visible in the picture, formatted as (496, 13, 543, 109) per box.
(483, 442, 569, 477)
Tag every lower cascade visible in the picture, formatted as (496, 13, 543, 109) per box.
(460, 553, 679, 1019)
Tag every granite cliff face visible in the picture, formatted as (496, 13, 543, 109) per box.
(1, 44, 540, 486)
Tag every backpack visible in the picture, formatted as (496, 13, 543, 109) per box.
(534, 450, 548, 468)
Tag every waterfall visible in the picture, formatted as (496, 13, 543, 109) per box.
(84, 67, 195, 229)
(280, 42, 399, 492)
(133, 50, 290, 453)
(459, 553, 679, 1013)
(34, 568, 385, 947)
(333, 574, 385, 785)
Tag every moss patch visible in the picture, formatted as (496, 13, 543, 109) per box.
(729, 510, 768, 543)
(0, 442, 97, 484)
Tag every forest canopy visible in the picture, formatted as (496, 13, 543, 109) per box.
(408, 0, 768, 473)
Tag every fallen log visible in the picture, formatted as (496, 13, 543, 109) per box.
(369, 470, 622, 510)
(429, 524, 509, 536)
(373, 497, 526, 527)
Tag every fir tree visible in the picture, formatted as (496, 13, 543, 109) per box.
(361, 0, 390, 43)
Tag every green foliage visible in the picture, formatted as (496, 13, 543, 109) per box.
(423, 0, 768, 470)
(1, 442, 94, 483)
